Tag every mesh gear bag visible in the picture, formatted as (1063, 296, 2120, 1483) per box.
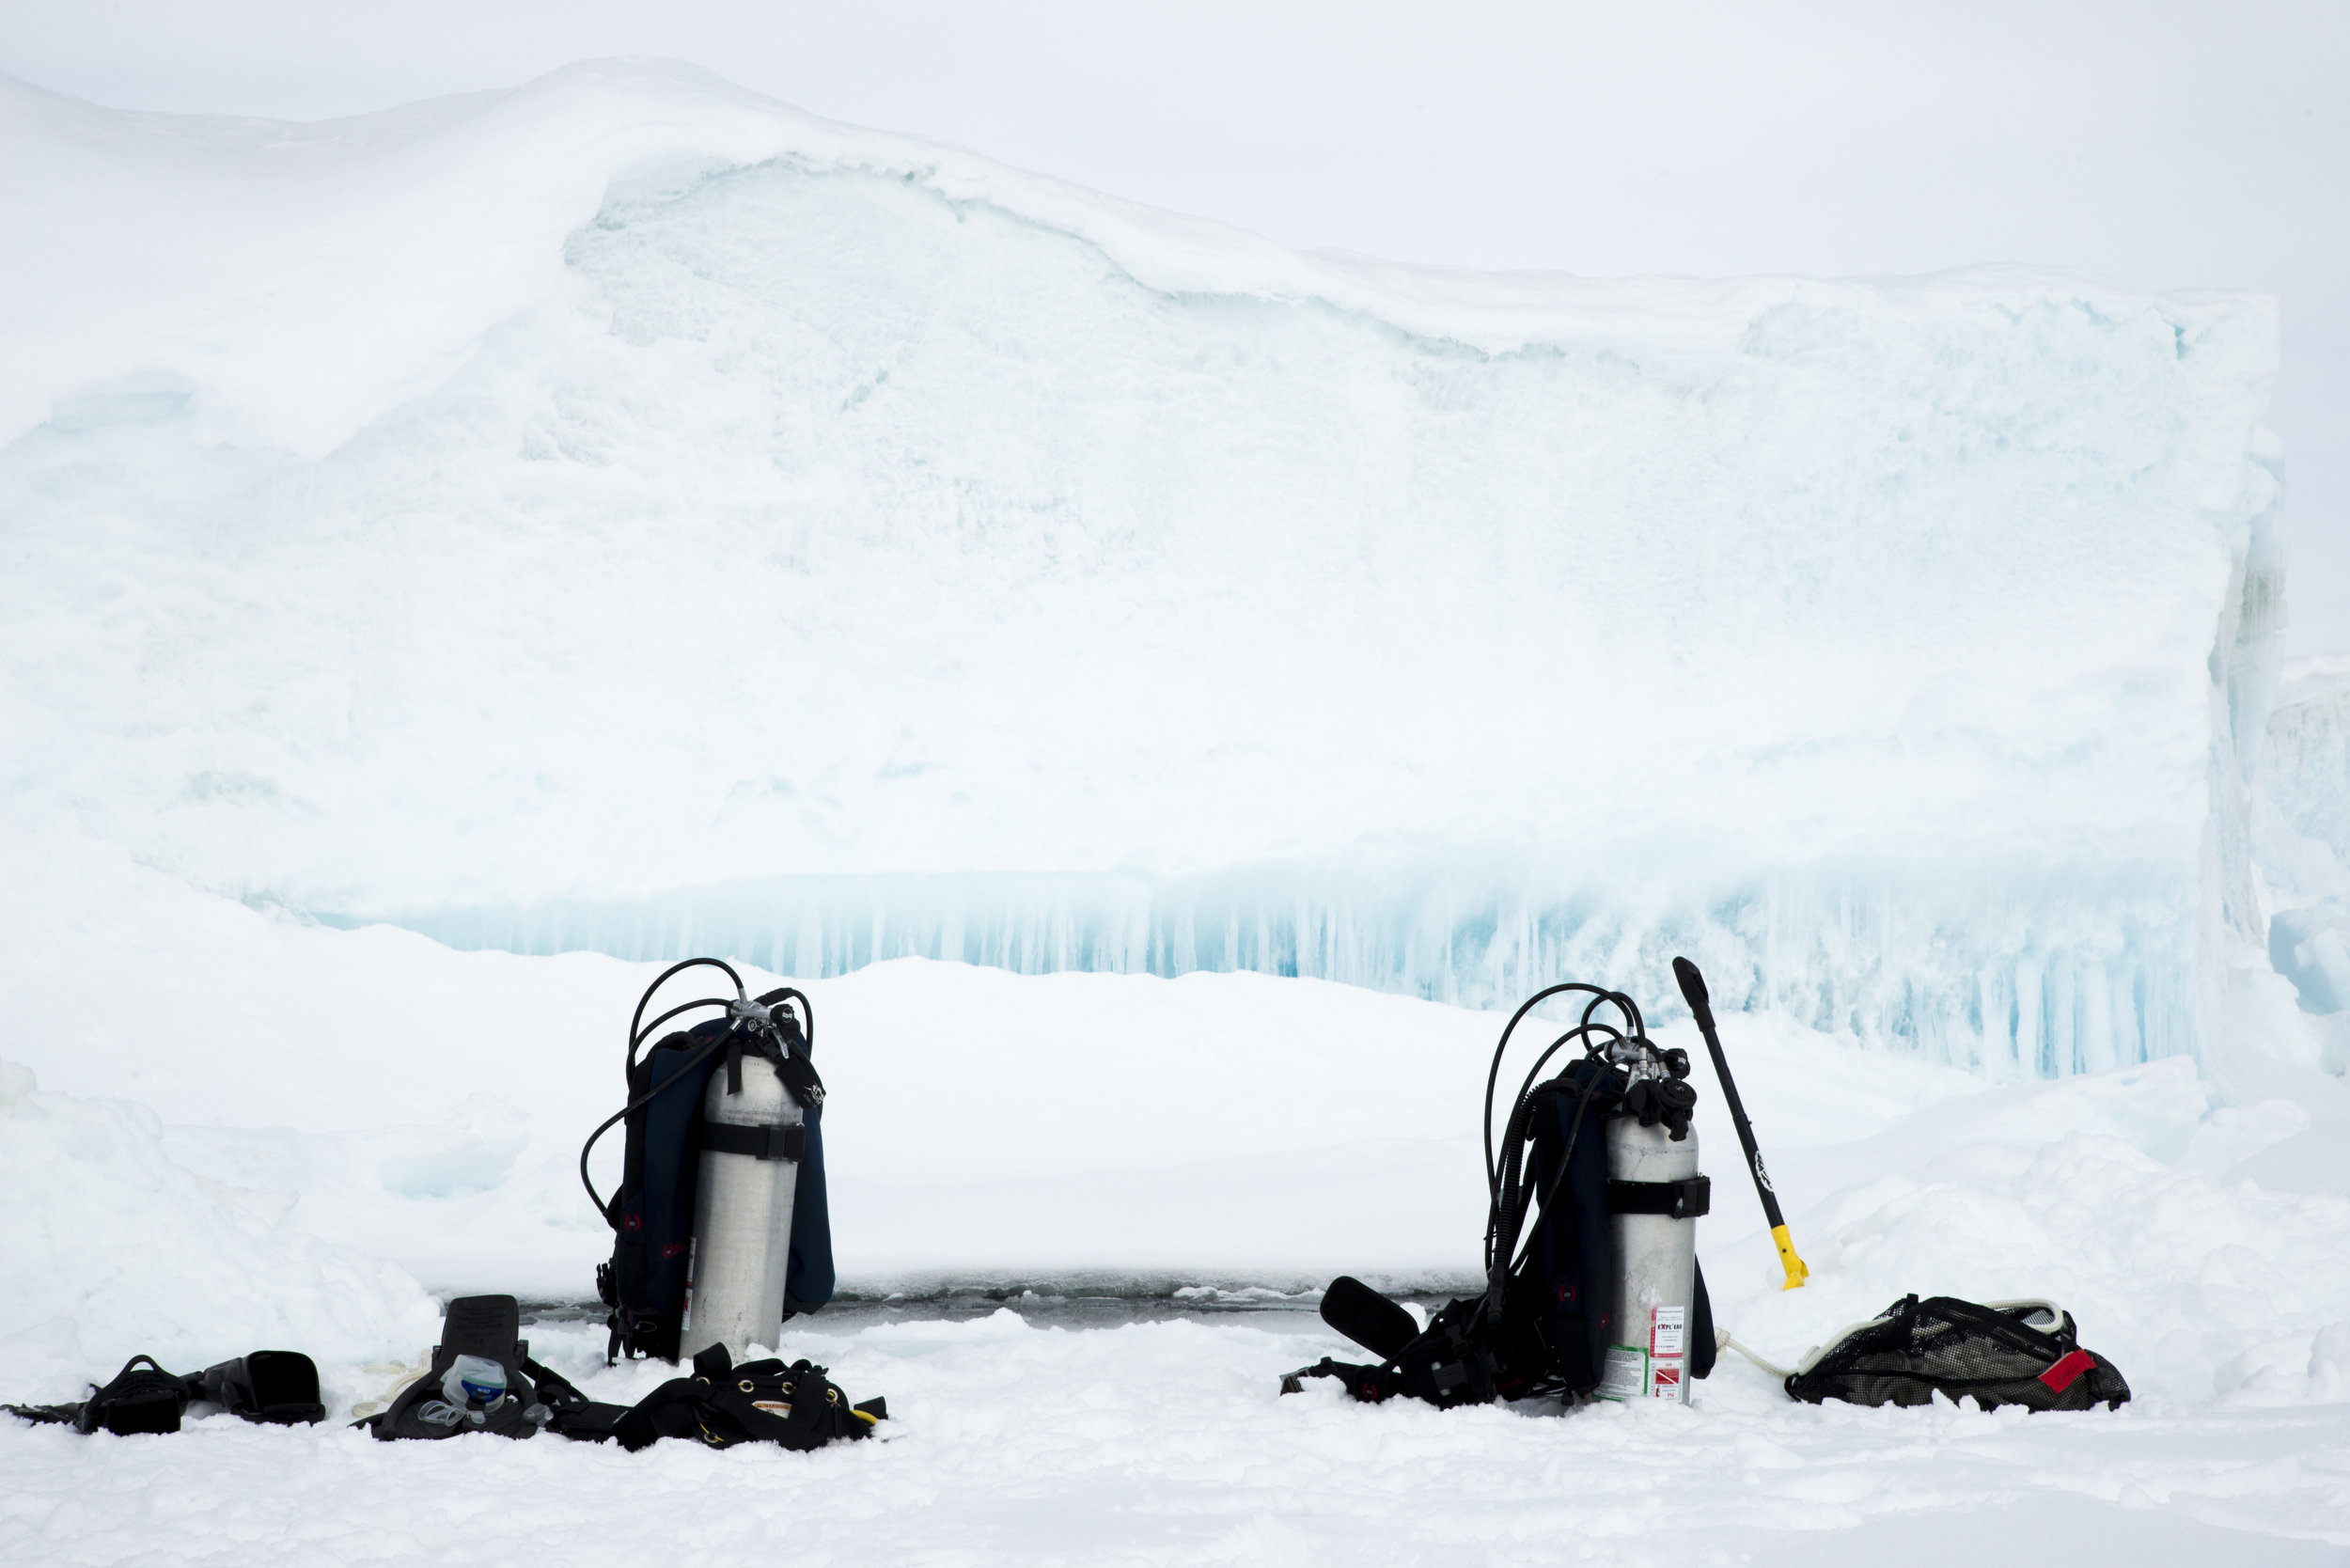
(1785, 1294, 2130, 1412)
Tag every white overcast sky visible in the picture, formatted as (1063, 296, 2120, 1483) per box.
(7, 0, 2344, 654)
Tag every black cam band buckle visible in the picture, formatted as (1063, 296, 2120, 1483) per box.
(700, 1121, 807, 1162)
(1606, 1175, 1711, 1218)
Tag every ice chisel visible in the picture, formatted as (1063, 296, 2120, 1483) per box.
(1671, 956, 1809, 1291)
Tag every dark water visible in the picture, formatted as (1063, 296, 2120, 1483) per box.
(518, 1284, 1465, 1335)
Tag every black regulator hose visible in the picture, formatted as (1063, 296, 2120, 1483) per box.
(581, 961, 811, 1222)
(1480, 984, 1649, 1321)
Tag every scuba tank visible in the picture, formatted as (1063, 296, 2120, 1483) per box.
(581, 959, 834, 1363)
(1487, 984, 1710, 1404)
(1286, 978, 1714, 1407)
(1596, 1043, 1704, 1403)
(681, 1013, 808, 1360)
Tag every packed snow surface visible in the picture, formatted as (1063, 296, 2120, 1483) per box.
(0, 61, 2288, 1062)
(4, 849, 2348, 1560)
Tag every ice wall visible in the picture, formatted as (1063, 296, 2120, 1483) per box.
(385, 863, 2211, 1076)
(0, 63, 2282, 1074)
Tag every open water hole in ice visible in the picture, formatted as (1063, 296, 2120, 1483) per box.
(517, 1285, 1409, 1335)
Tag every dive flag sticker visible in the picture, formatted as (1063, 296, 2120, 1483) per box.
(1650, 1361, 1683, 1398)
(1651, 1306, 1686, 1356)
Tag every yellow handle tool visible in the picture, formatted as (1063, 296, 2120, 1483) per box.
(1674, 957, 1810, 1291)
(1770, 1224, 1810, 1292)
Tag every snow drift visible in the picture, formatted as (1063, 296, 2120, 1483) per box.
(0, 60, 2288, 1075)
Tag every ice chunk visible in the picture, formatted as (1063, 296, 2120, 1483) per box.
(2254, 659, 2350, 1063)
(2259, 657, 2350, 893)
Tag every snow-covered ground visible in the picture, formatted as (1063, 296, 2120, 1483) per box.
(4, 840, 2347, 1560)
(7, 1311, 2349, 1567)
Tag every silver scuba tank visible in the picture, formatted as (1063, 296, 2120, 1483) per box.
(1600, 1115, 1700, 1403)
(1596, 1048, 1704, 1404)
(679, 1012, 806, 1362)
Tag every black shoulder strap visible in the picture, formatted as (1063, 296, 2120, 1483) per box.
(1278, 1356, 1395, 1402)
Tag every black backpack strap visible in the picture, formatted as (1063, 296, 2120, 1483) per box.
(519, 1358, 635, 1442)
(613, 1375, 718, 1452)
(520, 1355, 588, 1413)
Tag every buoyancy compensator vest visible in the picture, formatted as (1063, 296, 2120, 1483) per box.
(581, 959, 835, 1364)
(1284, 981, 1716, 1408)
(605, 1341, 885, 1452)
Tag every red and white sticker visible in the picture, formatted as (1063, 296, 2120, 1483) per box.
(1650, 1359, 1684, 1398)
(1651, 1306, 1686, 1357)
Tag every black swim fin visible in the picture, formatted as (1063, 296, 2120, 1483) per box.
(4, 1355, 195, 1435)
(197, 1351, 325, 1425)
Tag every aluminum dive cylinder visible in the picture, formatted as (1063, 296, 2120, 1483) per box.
(679, 1045, 803, 1362)
(1599, 1110, 1701, 1403)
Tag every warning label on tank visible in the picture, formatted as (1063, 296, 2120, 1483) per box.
(1597, 1346, 1647, 1403)
(1651, 1305, 1686, 1356)
(1650, 1360, 1684, 1398)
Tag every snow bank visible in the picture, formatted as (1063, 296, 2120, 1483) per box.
(0, 63, 2284, 1068)
(0, 1061, 437, 1385)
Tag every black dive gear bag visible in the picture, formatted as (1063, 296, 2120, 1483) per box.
(1286, 983, 1714, 1409)
(1785, 1294, 2131, 1413)
(581, 959, 836, 1363)
(7, 1350, 324, 1435)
